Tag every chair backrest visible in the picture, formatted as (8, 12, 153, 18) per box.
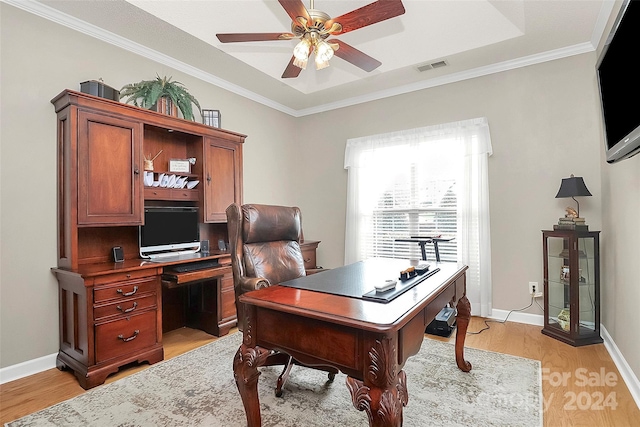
(226, 203, 306, 329)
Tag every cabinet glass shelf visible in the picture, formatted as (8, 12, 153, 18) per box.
(542, 229, 602, 346)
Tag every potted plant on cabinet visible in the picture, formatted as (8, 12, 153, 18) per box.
(120, 75, 202, 121)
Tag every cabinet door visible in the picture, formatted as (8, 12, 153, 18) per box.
(203, 137, 242, 222)
(77, 110, 143, 226)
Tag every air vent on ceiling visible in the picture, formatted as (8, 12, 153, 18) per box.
(417, 60, 448, 72)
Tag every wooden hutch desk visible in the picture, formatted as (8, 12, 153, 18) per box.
(51, 89, 246, 389)
(51, 90, 325, 389)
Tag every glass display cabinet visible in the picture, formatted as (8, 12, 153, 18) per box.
(542, 229, 602, 346)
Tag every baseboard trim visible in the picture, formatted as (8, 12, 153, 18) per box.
(490, 308, 544, 326)
(600, 324, 640, 410)
(0, 353, 57, 385)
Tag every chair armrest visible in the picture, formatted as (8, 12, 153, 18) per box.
(238, 276, 271, 293)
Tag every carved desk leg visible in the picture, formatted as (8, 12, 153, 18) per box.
(455, 294, 472, 372)
(233, 343, 271, 427)
(346, 338, 408, 427)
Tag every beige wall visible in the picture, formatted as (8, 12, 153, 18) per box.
(2, 2, 638, 383)
(0, 5, 297, 367)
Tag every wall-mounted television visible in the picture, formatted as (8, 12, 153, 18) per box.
(139, 206, 200, 259)
(596, 0, 640, 163)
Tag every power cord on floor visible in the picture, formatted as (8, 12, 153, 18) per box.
(467, 296, 541, 335)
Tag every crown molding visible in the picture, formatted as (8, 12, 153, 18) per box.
(296, 42, 596, 117)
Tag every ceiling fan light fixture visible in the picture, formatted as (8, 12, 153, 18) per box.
(293, 37, 311, 61)
(315, 58, 330, 70)
(314, 39, 334, 70)
(315, 40, 334, 61)
(293, 56, 308, 70)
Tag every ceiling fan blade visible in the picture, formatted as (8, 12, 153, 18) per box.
(278, 0, 311, 26)
(217, 33, 295, 43)
(325, 0, 405, 35)
(282, 56, 303, 78)
(331, 39, 381, 72)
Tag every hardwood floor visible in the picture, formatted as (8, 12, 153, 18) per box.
(1, 318, 638, 426)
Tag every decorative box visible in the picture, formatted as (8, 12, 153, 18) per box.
(80, 80, 120, 101)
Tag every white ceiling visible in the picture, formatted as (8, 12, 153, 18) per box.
(20, 0, 615, 115)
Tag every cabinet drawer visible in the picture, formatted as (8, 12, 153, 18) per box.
(94, 294, 157, 321)
(94, 276, 159, 303)
(301, 247, 317, 270)
(144, 187, 199, 201)
(92, 269, 158, 286)
(95, 311, 157, 363)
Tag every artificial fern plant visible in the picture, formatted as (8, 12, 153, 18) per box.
(120, 75, 202, 121)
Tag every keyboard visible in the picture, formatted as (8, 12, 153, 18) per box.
(169, 259, 220, 273)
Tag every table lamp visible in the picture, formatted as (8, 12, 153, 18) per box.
(555, 174, 592, 218)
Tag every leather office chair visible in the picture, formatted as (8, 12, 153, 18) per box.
(226, 203, 336, 397)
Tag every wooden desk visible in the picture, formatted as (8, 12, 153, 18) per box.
(234, 259, 471, 427)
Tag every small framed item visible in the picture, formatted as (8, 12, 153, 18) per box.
(169, 159, 191, 173)
(202, 109, 221, 128)
(112, 246, 124, 262)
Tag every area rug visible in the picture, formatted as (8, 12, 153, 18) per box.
(6, 333, 542, 427)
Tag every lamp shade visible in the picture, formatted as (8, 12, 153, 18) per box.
(555, 175, 592, 198)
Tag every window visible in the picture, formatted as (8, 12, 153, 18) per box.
(366, 147, 460, 262)
(344, 118, 493, 316)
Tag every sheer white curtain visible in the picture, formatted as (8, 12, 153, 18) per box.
(344, 117, 493, 316)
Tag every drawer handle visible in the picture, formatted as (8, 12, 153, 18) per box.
(116, 286, 138, 297)
(117, 302, 138, 313)
(305, 258, 311, 263)
(118, 330, 140, 342)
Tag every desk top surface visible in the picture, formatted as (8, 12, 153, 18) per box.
(52, 252, 231, 278)
(241, 258, 467, 331)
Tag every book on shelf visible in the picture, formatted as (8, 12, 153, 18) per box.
(553, 224, 589, 231)
(558, 217, 586, 224)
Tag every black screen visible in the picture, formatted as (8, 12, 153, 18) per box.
(597, 0, 640, 160)
(140, 206, 199, 248)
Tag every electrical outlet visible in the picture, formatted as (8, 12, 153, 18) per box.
(529, 281, 543, 298)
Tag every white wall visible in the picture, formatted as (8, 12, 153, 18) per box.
(2, 2, 639, 384)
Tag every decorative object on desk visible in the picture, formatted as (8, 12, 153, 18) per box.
(119, 75, 202, 121)
(144, 149, 163, 171)
(111, 246, 124, 263)
(374, 279, 397, 293)
(202, 109, 221, 128)
(399, 266, 416, 281)
(159, 173, 169, 188)
(80, 78, 120, 101)
(6, 333, 541, 427)
(143, 171, 154, 187)
(169, 159, 192, 173)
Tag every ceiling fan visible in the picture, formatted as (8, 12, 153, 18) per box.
(216, 0, 405, 78)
